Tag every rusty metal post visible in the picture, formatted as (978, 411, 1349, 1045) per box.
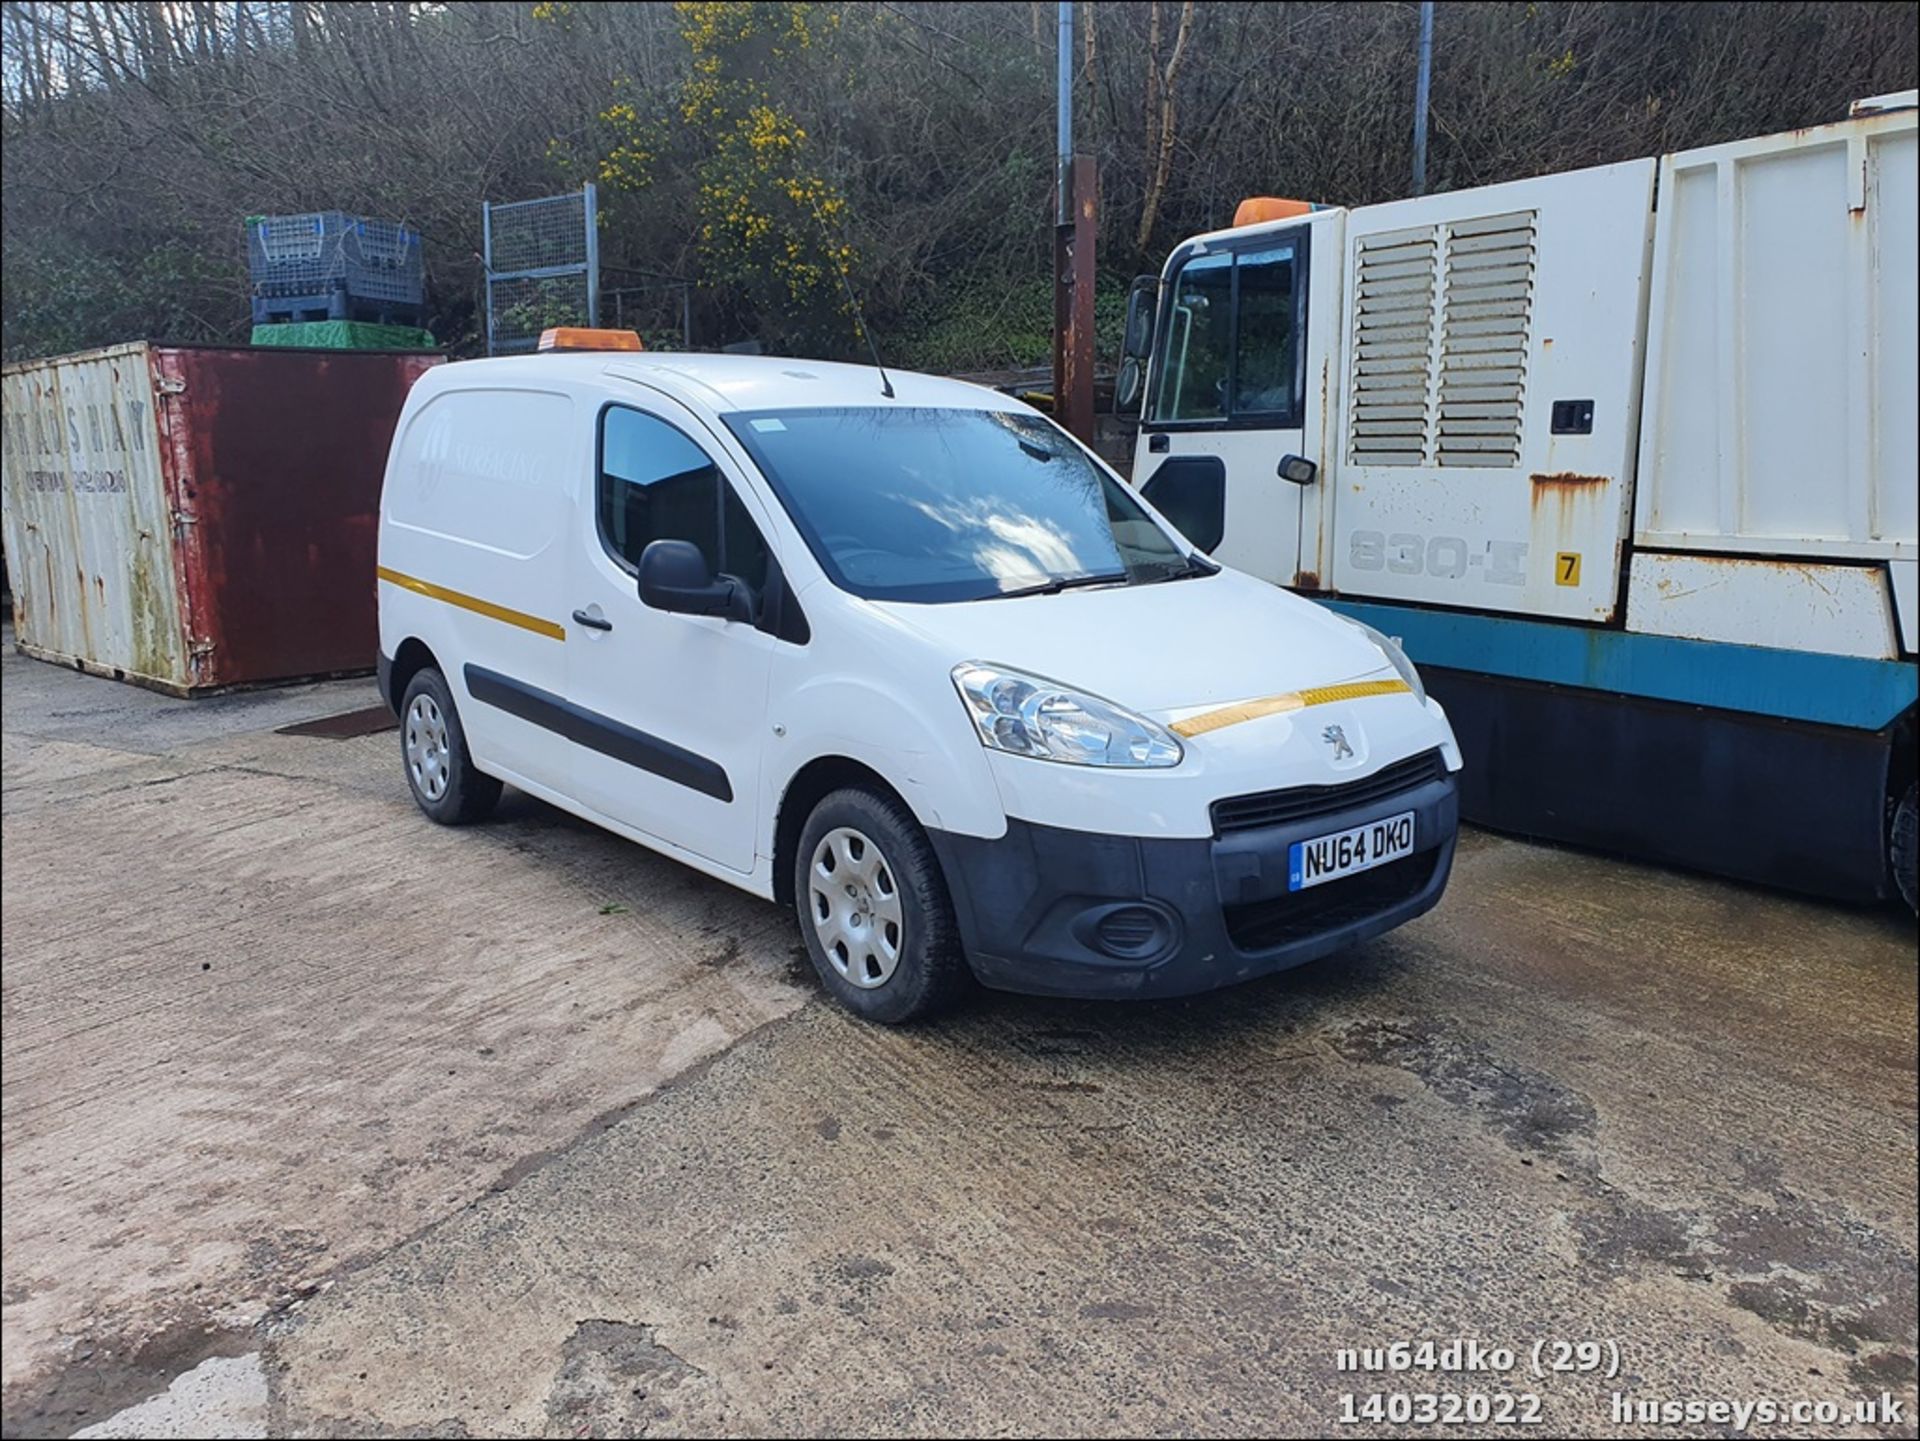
(1053, 156, 1098, 445)
(1051, 1, 1096, 445)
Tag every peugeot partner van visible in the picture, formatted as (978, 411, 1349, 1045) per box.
(375, 331, 1462, 1022)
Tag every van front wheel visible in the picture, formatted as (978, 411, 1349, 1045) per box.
(400, 667, 502, 825)
(794, 787, 969, 1023)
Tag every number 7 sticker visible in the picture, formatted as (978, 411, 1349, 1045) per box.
(1555, 552, 1582, 586)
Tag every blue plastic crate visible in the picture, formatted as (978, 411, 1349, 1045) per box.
(246, 212, 423, 308)
(250, 291, 425, 326)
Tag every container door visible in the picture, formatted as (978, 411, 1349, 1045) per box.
(1329, 159, 1657, 622)
(158, 346, 441, 689)
(0, 345, 188, 688)
(566, 394, 775, 876)
(1131, 227, 1317, 585)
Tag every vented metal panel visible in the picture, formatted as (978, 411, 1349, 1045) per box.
(1347, 211, 1535, 468)
(1437, 212, 1535, 467)
(1211, 749, 1447, 834)
(1347, 225, 1437, 467)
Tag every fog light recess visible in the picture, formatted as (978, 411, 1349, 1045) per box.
(1089, 904, 1173, 959)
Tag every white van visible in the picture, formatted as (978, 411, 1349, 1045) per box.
(375, 331, 1463, 1021)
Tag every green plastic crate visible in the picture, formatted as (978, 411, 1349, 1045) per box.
(250, 320, 438, 351)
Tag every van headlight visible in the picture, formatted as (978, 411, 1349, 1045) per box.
(952, 663, 1183, 768)
(1347, 620, 1427, 704)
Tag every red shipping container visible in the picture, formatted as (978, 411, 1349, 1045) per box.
(2, 342, 440, 694)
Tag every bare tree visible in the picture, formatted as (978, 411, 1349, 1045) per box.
(1134, 0, 1195, 254)
(3, 1, 1914, 364)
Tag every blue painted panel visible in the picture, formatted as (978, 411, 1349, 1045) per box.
(1321, 600, 1918, 731)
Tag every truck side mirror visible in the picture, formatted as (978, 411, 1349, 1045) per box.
(637, 539, 752, 622)
(1278, 454, 1318, 486)
(1115, 276, 1159, 418)
(1122, 275, 1157, 360)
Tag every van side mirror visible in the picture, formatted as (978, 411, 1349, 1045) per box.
(637, 539, 752, 622)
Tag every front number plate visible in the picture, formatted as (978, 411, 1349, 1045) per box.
(1288, 811, 1416, 891)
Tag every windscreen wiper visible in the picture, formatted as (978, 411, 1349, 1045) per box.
(989, 570, 1131, 600)
(1138, 554, 1222, 583)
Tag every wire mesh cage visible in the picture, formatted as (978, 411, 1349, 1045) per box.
(484, 185, 598, 354)
(485, 191, 590, 273)
(488, 274, 593, 352)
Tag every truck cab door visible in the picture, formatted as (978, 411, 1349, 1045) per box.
(1129, 226, 1325, 588)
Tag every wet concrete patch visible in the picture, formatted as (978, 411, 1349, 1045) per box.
(72, 1353, 268, 1439)
(274, 706, 397, 740)
(0, 1315, 254, 1440)
(1324, 1015, 1599, 1159)
(542, 1321, 701, 1438)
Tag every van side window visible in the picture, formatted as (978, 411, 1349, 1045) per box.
(598, 406, 770, 591)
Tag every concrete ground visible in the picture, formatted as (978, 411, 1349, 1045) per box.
(2, 632, 1915, 1439)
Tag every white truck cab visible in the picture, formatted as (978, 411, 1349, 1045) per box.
(1116, 99, 1920, 910)
(375, 332, 1462, 1020)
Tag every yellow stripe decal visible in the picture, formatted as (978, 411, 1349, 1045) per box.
(1170, 678, 1411, 738)
(376, 567, 566, 641)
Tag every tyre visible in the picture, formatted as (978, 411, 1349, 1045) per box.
(399, 666, 502, 825)
(793, 786, 970, 1023)
(1893, 782, 1918, 917)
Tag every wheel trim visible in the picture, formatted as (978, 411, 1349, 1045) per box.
(808, 826, 904, 989)
(404, 693, 451, 802)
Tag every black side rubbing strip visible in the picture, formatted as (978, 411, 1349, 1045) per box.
(463, 664, 733, 803)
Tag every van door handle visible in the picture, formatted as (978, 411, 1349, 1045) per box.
(571, 609, 612, 632)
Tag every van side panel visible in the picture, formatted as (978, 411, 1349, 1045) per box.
(378, 384, 577, 791)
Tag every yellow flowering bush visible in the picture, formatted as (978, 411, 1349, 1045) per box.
(540, 0, 856, 348)
(674, 1, 854, 324)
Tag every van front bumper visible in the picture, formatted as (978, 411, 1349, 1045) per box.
(927, 763, 1458, 999)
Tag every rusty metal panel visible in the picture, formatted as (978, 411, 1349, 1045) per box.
(155, 346, 440, 689)
(1626, 551, 1901, 659)
(1, 343, 191, 688)
(1635, 105, 1918, 563)
(3, 342, 437, 694)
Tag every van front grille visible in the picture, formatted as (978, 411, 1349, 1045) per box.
(1211, 750, 1446, 834)
(1224, 852, 1438, 952)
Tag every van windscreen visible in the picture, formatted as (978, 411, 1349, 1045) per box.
(721, 407, 1190, 603)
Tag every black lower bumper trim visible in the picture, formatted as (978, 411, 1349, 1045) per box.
(1425, 665, 1912, 903)
(928, 770, 1459, 999)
